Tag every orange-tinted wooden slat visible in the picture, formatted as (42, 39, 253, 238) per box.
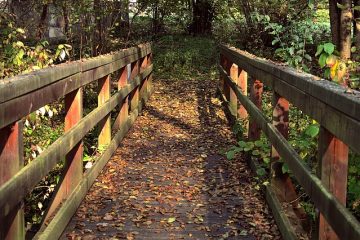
(129, 60, 140, 112)
(0, 121, 24, 240)
(248, 78, 263, 141)
(98, 75, 111, 146)
(42, 88, 83, 225)
(113, 67, 129, 131)
(318, 127, 349, 240)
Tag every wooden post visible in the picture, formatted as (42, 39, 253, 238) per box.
(318, 127, 349, 240)
(42, 88, 83, 225)
(147, 53, 153, 94)
(222, 57, 232, 103)
(139, 55, 148, 102)
(229, 64, 238, 119)
(0, 122, 24, 240)
(113, 67, 129, 131)
(270, 93, 308, 228)
(271, 93, 289, 161)
(237, 69, 248, 121)
(248, 77, 263, 141)
(98, 75, 111, 146)
(129, 60, 140, 112)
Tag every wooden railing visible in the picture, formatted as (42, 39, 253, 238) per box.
(218, 45, 360, 239)
(0, 43, 153, 239)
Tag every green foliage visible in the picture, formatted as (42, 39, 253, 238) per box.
(348, 153, 360, 217)
(315, 42, 357, 87)
(226, 137, 271, 177)
(264, 15, 327, 71)
(154, 35, 217, 77)
(0, 14, 71, 78)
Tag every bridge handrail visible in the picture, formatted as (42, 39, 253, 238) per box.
(0, 43, 153, 239)
(219, 44, 360, 239)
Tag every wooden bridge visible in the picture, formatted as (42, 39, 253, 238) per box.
(0, 43, 360, 240)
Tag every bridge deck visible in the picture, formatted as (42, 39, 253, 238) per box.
(61, 76, 280, 239)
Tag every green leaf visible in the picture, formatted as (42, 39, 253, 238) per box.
(256, 168, 266, 176)
(263, 157, 270, 164)
(238, 141, 247, 148)
(252, 150, 260, 156)
(282, 163, 290, 174)
(336, 3, 347, 10)
(288, 47, 294, 55)
(319, 53, 328, 68)
(324, 68, 331, 78)
(272, 39, 279, 45)
(304, 54, 312, 61)
(226, 150, 235, 160)
(254, 140, 264, 147)
(354, 6, 360, 11)
(323, 42, 335, 55)
(305, 125, 319, 138)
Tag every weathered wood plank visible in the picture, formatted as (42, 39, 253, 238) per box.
(248, 77, 263, 141)
(229, 64, 238, 118)
(34, 85, 154, 240)
(0, 63, 153, 130)
(219, 66, 360, 239)
(34, 110, 140, 240)
(272, 76, 360, 154)
(0, 44, 151, 104)
(237, 69, 248, 121)
(98, 75, 112, 146)
(318, 127, 349, 240)
(220, 45, 360, 123)
(42, 88, 84, 226)
(0, 121, 24, 240)
(129, 60, 140, 113)
(113, 66, 129, 131)
(217, 59, 360, 154)
(0, 67, 152, 215)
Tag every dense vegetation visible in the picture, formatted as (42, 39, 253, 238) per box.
(1, 0, 360, 237)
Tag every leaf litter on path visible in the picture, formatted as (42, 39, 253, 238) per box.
(62, 65, 280, 240)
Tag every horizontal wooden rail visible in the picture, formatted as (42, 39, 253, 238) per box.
(0, 43, 153, 239)
(0, 44, 151, 129)
(219, 45, 360, 240)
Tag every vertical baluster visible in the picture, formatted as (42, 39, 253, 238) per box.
(43, 88, 83, 224)
(222, 56, 231, 104)
(229, 64, 238, 121)
(139, 55, 148, 107)
(147, 53, 153, 94)
(98, 75, 111, 146)
(271, 93, 308, 227)
(113, 67, 129, 131)
(129, 60, 140, 112)
(64, 88, 83, 191)
(237, 69, 248, 122)
(0, 121, 24, 240)
(248, 78, 263, 141)
(318, 127, 348, 240)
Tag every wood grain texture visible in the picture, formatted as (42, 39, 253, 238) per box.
(219, 65, 360, 239)
(0, 121, 24, 240)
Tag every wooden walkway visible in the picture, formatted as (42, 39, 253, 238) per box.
(61, 76, 280, 239)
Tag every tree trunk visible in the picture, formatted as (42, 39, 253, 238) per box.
(190, 0, 214, 35)
(339, 0, 352, 59)
(329, 0, 341, 49)
(354, 0, 360, 59)
(93, 0, 102, 56)
(62, 3, 69, 39)
(37, 4, 48, 40)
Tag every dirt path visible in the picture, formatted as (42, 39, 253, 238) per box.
(62, 75, 280, 239)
